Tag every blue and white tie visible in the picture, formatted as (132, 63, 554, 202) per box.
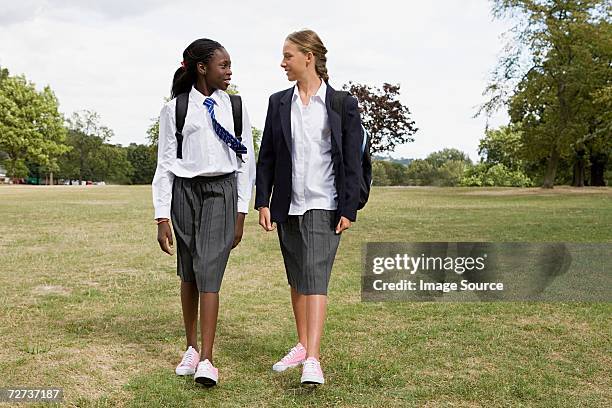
(203, 97, 248, 155)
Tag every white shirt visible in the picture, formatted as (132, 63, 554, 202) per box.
(152, 86, 256, 219)
(289, 80, 337, 215)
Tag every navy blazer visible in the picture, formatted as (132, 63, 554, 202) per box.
(255, 83, 363, 224)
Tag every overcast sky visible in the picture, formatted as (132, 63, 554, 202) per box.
(0, 0, 511, 160)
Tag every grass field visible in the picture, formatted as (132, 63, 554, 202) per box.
(0, 185, 610, 407)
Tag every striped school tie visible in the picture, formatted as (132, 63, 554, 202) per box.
(203, 97, 248, 155)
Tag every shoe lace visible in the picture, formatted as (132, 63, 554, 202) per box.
(281, 345, 301, 362)
(303, 358, 319, 372)
(180, 350, 196, 366)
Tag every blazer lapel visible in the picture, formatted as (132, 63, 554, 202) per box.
(325, 83, 342, 150)
(279, 87, 293, 153)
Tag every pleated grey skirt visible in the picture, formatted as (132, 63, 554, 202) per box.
(277, 209, 341, 295)
(171, 173, 237, 293)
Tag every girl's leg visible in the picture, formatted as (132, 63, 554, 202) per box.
(290, 286, 308, 347)
(199, 292, 219, 363)
(306, 294, 327, 359)
(181, 281, 199, 350)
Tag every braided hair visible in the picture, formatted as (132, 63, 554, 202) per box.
(286, 29, 329, 82)
(171, 38, 224, 98)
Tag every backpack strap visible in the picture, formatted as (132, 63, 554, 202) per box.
(229, 94, 244, 161)
(175, 92, 189, 159)
(331, 90, 349, 130)
(228, 94, 243, 139)
(175, 92, 244, 160)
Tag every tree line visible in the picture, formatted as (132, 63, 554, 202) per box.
(2, 1, 609, 190)
(0, 67, 157, 184)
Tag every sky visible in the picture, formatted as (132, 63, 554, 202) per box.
(0, 0, 512, 161)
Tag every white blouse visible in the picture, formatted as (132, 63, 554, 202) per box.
(152, 86, 255, 219)
(289, 80, 337, 215)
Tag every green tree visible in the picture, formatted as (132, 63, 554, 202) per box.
(372, 161, 391, 186)
(0, 74, 68, 179)
(90, 143, 133, 184)
(126, 143, 157, 184)
(425, 148, 472, 169)
(478, 125, 525, 171)
(437, 160, 470, 187)
(59, 110, 112, 183)
(480, 0, 611, 188)
(405, 159, 436, 186)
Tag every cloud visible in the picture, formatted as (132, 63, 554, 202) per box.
(0, 0, 511, 160)
(0, 0, 169, 25)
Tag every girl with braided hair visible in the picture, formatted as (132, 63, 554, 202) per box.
(152, 38, 255, 387)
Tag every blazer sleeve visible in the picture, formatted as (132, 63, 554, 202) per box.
(340, 95, 363, 222)
(255, 96, 276, 209)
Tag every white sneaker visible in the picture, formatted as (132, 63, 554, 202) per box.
(272, 343, 307, 372)
(175, 346, 199, 376)
(194, 359, 218, 386)
(301, 357, 324, 385)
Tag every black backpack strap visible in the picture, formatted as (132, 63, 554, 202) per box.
(331, 90, 350, 130)
(229, 94, 244, 161)
(175, 92, 189, 159)
(229, 94, 243, 139)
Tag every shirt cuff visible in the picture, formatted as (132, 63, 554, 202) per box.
(154, 205, 171, 220)
(237, 200, 249, 214)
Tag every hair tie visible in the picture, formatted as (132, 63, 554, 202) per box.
(181, 60, 187, 70)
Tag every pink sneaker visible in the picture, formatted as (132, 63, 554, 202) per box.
(301, 357, 324, 384)
(272, 343, 307, 372)
(194, 359, 218, 386)
(175, 346, 199, 376)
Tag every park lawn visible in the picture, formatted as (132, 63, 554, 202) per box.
(0, 185, 610, 407)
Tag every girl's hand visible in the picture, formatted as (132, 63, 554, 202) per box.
(157, 220, 174, 255)
(258, 207, 276, 231)
(335, 216, 352, 235)
(232, 213, 246, 249)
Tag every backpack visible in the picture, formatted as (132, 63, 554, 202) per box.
(174, 92, 243, 160)
(331, 91, 372, 210)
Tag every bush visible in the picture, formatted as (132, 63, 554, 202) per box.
(461, 163, 533, 187)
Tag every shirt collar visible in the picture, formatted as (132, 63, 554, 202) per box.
(292, 79, 327, 103)
(189, 86, 226, 106)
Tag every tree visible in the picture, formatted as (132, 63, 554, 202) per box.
(126, 143, 157, 184)
(343, 82, 418, 154)
(405, 159, 436, 186)
(462, 163, 534, 187)
(0, 74, 68, 179)
(437, 160, 470, 187)
(146, 117, 160, 147)
(59, 110, 112, 183)
(470, 125, 535, 186)
(0, 66, 9, 82)
(404, 148, 473, 186)
(425, 148, 472, 169)
(372, 161, 391, 186)
(90, 143, 133, 184)
(478, 125, 525, 171)
(479, 0, 611, 188)
(252, 127, 262, 160)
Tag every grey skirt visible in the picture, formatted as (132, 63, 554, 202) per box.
(171, 173, 237, 293)
(277, 209, 341, 295)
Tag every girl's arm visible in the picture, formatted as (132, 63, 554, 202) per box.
(255, 96, 276, 210)
(152, 103, 177, 254)
(235, 100, 255, 215)
(340, 95, 363, 222)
